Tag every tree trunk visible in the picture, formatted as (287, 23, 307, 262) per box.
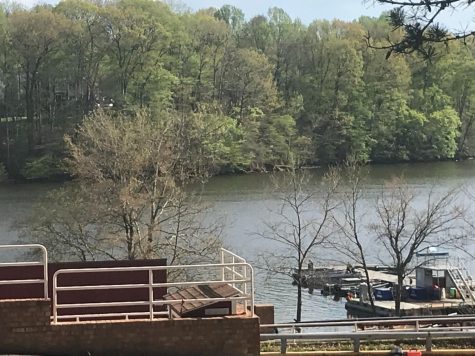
(362, 263, 376, 313)
(25, 70, 35, 152)
(123, 213, 135, 260)
(296, 265, 303, 323)
(296, 280, 302, 323)
(146, 207, 159, 259)
(394, 274, 404, 316)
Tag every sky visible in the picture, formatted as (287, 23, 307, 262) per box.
(181, 0, 474, 31)
(9, 0, 475, 32)
(184, 0, 393, 23)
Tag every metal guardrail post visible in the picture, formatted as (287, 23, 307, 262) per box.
(353, 338, 360, 352)
(232, 256, 236, 288)
(244, 264, 248, 311)
(53, 274, 58, 324)
(221, 249, 225, 281)
(426, 332, 432, 351)
(249, 264, 255, 316)
(41, 245, 48, 299)
(280, 337, 287, 354)
(148, 269, 154, 321)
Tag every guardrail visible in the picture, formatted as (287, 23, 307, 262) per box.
(52, 249, 254, 324)
(261, 330, 475, 354)
(262, 315, 475, 332)
(0, 244, 48, 299)
(261, 315, 475, 353)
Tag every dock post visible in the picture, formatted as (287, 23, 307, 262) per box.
(280, 337, 287, 354)
(425, 332, 432, 351)
(353, 338, 360, 352)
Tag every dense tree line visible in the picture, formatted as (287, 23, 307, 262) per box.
(1, 0, 475, 179)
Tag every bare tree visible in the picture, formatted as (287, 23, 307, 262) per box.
(18, 185, 117, 262)
(20, 184, 223, 266)
(258, 168, 340, 322)
(155, 191, 223, 267)
(371, 177, 467, 315)
(64, 108, 224, 261)
(331, 158, 376, 312)
(20, 108, 226, 265)
(65, 109, 181, 260)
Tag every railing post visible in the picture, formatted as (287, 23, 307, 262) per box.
(42, 246, 48, 299)
(53, 273, 58, 324)
(416, 320, 420, 331)
(232, 256, 236, 288)
(426, 332, 432, 351)
(249, 265, 255, 316)
(149, 269, 154, 321)
(243, 264, 248, 311)
(221, 249, 225, 281)
(353, 338, 360, 352)
(280, 337, 287, 354)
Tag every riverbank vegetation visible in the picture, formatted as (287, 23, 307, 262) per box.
(1, 1, 475, 179)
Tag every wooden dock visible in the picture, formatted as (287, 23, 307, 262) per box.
(297, 265, 410, 291)
(346, 297, 463, 317)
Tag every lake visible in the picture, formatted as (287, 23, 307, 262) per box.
(1, 161, 475, 323)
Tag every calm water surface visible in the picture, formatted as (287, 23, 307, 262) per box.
(1, 161, 475, 323)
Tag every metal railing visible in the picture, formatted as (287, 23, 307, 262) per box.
(261, 315, 475, 353)
(0, 244, 48, 299)
(447, 262, 475, 304)
(221, 248, 255, 312)
(52, 249, 254, 324)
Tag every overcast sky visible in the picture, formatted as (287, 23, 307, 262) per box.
(10, 0, 475, 31)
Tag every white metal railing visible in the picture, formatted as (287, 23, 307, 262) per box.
(0, 244, 48, 299)
(220, 248, 254, 312)
(261, 315, 475, 353)
(52, 249, 254, 324)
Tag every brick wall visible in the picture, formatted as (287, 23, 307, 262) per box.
(254, 304, 275, 333)
(0, 299, 260, 356)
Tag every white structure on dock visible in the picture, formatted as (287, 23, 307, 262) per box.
(415, 248, 475, 304)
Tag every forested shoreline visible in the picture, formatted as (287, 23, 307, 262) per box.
(0, 1, 474, 180)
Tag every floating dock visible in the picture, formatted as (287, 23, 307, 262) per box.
(346, 298, 464, 317)
(298, 247, 475, 318)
